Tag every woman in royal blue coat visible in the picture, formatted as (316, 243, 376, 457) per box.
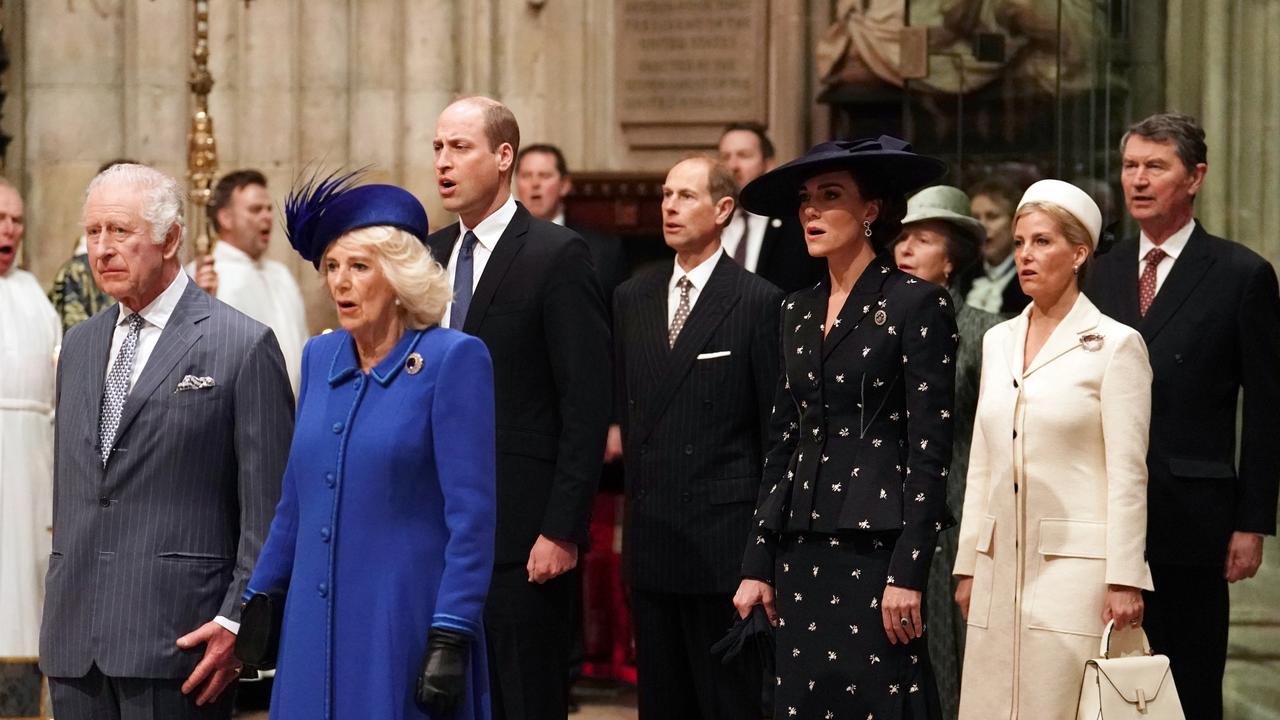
(243, 172, 496, 719)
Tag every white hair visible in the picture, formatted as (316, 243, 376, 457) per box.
(85, 163, 187, 245)
(327, 226, 452, 329)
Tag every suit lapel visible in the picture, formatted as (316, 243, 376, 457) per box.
(463, 207, 530, 333)
(1004, 307, 1029, 384)
(113, 283, 209, 445)
(821, 260, 894, 360)
(83, 306, 120, 448)
(1139, 223, 1214, 344)
(635, 273, 670, 392)
(634, 256, 741, 444)
(758, 217, 782, 267)
(426, 225, 461, 268)
(1022, 294, 1102, 378)
(1105, 238, 1142, 329)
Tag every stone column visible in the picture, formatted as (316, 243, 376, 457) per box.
(22, 0, 128, 282)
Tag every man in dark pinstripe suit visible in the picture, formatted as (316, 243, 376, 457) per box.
(613, 157, 782, 719)
(39, 164, 294, 720)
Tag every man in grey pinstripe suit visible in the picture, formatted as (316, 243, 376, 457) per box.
(39, 164, 294, 719)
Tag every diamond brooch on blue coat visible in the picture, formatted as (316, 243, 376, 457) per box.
(405, 352, 424, 374)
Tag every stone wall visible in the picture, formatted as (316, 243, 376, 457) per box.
(3, 0, 808, 331)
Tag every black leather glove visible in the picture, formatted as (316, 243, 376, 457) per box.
(415, 627, 470, 716)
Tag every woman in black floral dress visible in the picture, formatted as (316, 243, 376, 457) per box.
(733, 138, 957, 720)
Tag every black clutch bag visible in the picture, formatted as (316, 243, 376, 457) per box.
(235, 592, 284, 669)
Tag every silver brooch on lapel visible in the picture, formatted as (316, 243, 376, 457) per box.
(1080, 333, 1105, 352)
(405, 352, 424, 374)
(874, 310, 887, 326)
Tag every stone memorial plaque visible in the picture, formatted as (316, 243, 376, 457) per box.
(617, 0, 768, 128)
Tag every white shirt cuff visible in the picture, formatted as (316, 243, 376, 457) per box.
(213, 615, 241, 635)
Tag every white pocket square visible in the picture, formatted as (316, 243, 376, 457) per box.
(175, 375, 216, 392)
(696, 351, 732, 360)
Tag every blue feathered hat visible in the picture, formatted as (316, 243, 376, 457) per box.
(284, 168, 430, 268)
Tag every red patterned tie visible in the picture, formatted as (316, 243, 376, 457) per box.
(1139, 247, 1167, 317)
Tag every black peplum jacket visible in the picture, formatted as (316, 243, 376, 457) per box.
(742, 259, 958, 590)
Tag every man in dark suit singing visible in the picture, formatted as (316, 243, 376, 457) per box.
(1087, 112, 1280, 720)
(718, 122, 826, 292)
(613, 156, 782, 718)
(40, 163, 294, 719)
(428, 96, 612, 720)
(514, 142, 629, 304)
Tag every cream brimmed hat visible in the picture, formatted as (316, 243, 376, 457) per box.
(1016, 179, 1102, 248)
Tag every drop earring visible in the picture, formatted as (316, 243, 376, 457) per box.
(863, 220, 873, 238)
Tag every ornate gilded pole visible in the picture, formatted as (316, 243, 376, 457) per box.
(187, 0, 218, 256)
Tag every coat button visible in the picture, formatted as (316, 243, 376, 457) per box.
(684, 444, 694, 455)
(320, 527, 331, 542)
(640, 445, 649, 455)
(628, 399, 636, 408)
(1012, 430, 1018, 439)
(318, 583, 328, 598)
(681, 491, 692, 503)
(1174, 353, 1184, 365)
(325, 472, 336, 488)
(99, 497, 111, 508)
(1013, 379, 1019, 388)
(332, 422, 344, 434)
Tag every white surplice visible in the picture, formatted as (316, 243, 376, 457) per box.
(0, 268, 60, 657)
(190, 242, 310, 395)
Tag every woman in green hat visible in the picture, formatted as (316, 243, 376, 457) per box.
(892, 185, 1001, 720)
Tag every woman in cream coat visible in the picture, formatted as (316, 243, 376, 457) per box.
(953, 180, 1153, 719)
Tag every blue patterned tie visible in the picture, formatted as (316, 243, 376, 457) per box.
(99, 313, 145, 466)
(450, 231, 479, 330)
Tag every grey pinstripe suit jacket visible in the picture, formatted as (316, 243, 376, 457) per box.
(39, 280, 294, 679)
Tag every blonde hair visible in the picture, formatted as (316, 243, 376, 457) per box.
(1013, 200, 1094, 284)
(330, 225, 451, 329)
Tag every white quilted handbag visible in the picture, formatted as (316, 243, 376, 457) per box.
(1075, 620, 1185, 719)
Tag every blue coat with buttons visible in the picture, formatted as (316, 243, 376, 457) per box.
(248, 326, 496, 720)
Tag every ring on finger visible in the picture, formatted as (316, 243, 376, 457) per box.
(900, 617, 910, 628)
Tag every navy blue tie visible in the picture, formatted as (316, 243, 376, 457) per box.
(451, 231, 479, 330)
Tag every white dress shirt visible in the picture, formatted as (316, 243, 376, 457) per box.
(667, 248, 723, 327)
(1137, 218, 1195, 295)
(444, 195, 519, 329)
(964, 255, 1017, 314)
(722, 210, 768, 273)
(107, 270, 189, 392)
(191, 242, 310, 396)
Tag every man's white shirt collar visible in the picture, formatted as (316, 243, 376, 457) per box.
(983, 254, 1016, 280)
(120, 269, 188, 332)
(460, 194, 518, 252)
(670, 246, 723, 294)
(1139, 218, 1196, 261)
(551, 209, 566, 227)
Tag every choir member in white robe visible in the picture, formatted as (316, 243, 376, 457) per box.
(188, 170, 309, 394)
(0, 181, 59, 662)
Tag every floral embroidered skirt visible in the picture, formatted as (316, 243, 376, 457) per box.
(772, 532, 941, 720)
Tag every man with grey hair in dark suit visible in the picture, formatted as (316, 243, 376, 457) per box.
(40, 163, 294, 719)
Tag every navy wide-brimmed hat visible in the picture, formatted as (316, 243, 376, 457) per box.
(284, 169, 430, 268)
(740, 136, 948, 218)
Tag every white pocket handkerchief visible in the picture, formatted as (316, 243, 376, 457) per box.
(696, 351, 732, 360)
(175, 375, 216, 392)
